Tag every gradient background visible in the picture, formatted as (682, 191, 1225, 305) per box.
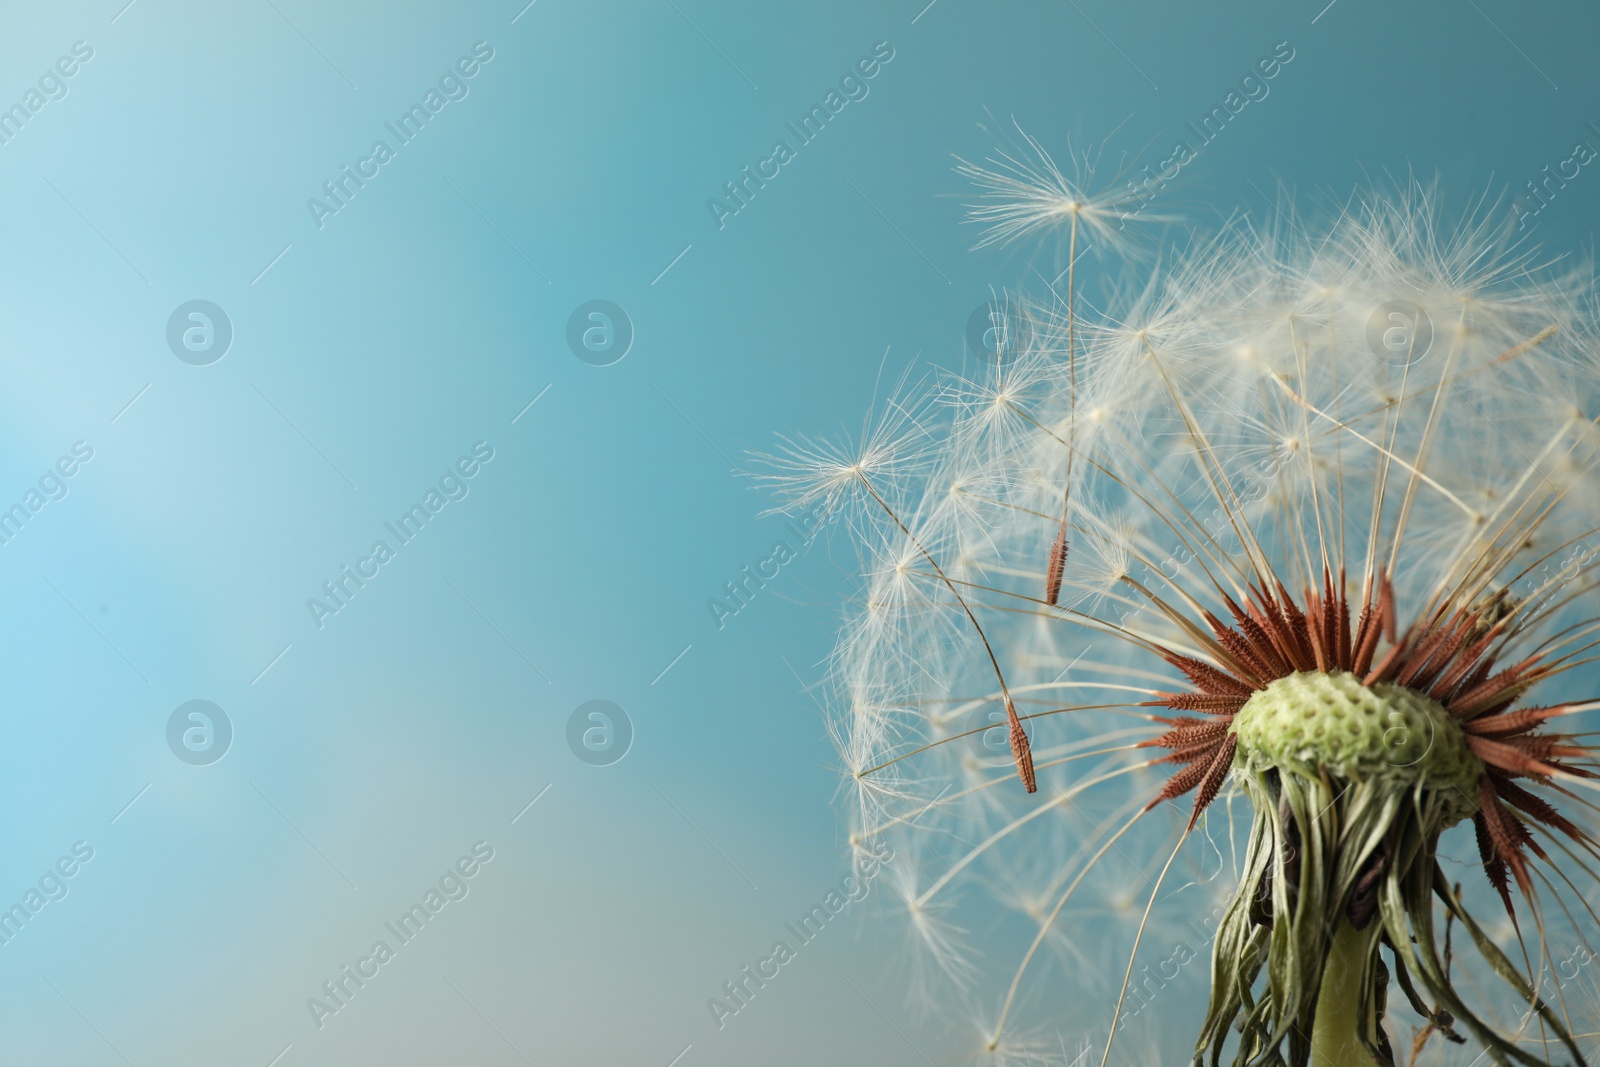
(1, 1, 1598, 1064)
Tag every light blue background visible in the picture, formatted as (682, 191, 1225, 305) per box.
(0, 1, 1596, 1064)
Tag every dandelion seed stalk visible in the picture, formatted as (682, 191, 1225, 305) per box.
(1311, 920, 1368, 1067)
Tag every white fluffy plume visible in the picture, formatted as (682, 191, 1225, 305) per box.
(772, 148, 1600, 1064)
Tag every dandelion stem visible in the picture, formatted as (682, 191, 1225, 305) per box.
(1310, 919, 1369, 1067)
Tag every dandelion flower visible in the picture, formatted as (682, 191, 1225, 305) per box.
(784, 165, 1600, 1066)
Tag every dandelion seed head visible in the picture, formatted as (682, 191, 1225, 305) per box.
(781, 161, 1600, 1062)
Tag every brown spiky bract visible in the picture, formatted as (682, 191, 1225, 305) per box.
(1136, 566, 1595, 914)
